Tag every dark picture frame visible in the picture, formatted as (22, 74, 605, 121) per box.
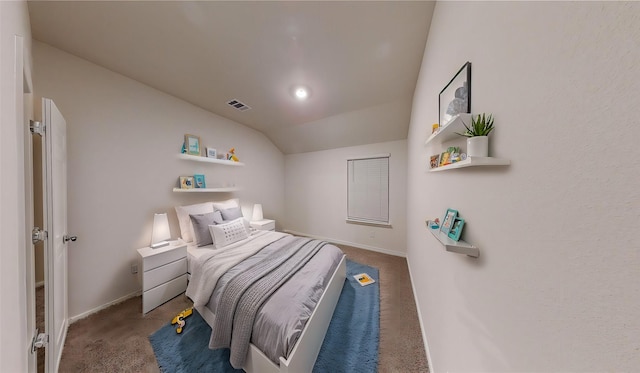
(439, 62, 471, 127)
(440, 208, 458, 235)
(448, 217, 465, 241)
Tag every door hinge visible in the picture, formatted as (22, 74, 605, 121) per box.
(29, 120, 45, 135)
(31, 329, 48, 352)
(32, 227, 47, 244)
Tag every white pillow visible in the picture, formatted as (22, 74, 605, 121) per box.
(212, 198, 240, 212)
(208, 217, 249, 249)
(175, 202, 214, 243)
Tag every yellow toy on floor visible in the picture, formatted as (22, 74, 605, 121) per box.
(171, 307, 193, 334)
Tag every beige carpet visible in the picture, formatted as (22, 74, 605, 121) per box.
(59, 244, 429, 372)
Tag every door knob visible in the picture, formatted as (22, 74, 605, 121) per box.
(63, 235, 77, 243)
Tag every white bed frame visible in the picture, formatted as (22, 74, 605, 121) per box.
(195, 254, 347, 373)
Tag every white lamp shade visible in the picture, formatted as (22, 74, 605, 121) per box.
(151, 213, 171, 246)
(252, 204, 264, 221)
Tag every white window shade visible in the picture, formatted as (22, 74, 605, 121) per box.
(347, 156, 389, 224)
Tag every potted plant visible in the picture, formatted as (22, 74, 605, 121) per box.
(456, 113, 494, 157)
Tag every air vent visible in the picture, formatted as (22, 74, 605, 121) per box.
(227, 99, 251, 112)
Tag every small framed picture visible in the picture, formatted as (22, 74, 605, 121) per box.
(184, 134, 200, 156)
(206, 147, 217, 158)
(193, 174, 206, 188)
(439, 151, 451, 167)
(440, 208, 458, 235)
(179, 176, 194, 189)
(447, 217, 465, 241)
(429, 154, 440, 169)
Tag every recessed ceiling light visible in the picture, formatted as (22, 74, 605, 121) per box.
(294, 86, 309, 101)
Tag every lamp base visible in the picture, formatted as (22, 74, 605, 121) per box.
(150, 240, 169, 249)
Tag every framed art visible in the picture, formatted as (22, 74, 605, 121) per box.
(440, 208, 458, 235)
(439, 61, 471, 127)
(447, 217, 465, 241)
(193, 174, 206, 188)
(179, 176, 194, 189)
(185, 134, 201, 156)
(206, 147, 217, 158)
(429, 154, 440, 169)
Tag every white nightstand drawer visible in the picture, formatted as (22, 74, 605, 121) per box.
(143, 274, 187, 314)
(143, 244, 187, 271)
(250, 219, 275, 231)
(143, 257, 187, 292)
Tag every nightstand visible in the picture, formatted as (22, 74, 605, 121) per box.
(250, 219, 276, 231)
(137, 240, 187, 314)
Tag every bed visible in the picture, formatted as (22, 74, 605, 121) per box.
(177, 200, 346, 373)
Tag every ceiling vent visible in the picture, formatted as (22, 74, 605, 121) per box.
(227, 99, 251, 112)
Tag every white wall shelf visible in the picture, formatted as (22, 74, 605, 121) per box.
(429, 156, 510, 172)
(172, 187, 240, 193)
(425, 113, 472, 145)
(425, 220, 479, 258)
(425, 113, 510, 172)
(177, 153, 244, 166)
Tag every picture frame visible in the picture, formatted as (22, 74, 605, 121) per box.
(184, 134, 201, 156)
(429, 154, 440, 169)
(193, 174, 206, 188)
(439, 151, 451, 167)
(179, 176, 194, 189)
(440, 208, 458, 235)
(447, 217, 465, 241)
(206, 147, 217, 158)
(439, 61, 471, 127)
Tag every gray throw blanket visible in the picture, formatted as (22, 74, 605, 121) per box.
(209, 237, 327, 369)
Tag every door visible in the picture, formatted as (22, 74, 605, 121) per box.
(42, 98, 69, 372)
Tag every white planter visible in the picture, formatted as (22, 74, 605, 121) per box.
(467, 136, 488, 157)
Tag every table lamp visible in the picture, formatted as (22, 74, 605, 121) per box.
(252, 204, 263, 221)
(150, 213, 171, 249)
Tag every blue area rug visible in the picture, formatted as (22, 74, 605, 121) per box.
(149, 259, 379, 373)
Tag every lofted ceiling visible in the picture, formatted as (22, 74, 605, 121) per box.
(28, 1, 434, 154)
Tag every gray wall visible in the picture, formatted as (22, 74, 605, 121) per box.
(284, 140, 407, 256)
(407, 2, 640, 371)
(33, 41, 286, 319)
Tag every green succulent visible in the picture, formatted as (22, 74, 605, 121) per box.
(457, 113, 494, 137)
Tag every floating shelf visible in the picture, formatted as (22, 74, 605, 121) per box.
(177, 153, 244, 166)
(425, 113, 472, 145)
(172, 187, 240, 193)
(425, 220, 479, 258)
(429, 156, 510, 172)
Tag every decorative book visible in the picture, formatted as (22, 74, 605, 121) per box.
(353, 273, 375, 286)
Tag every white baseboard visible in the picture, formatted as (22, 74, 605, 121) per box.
(284, 229, 406, 258)
(69, 290, 141, 324)
(406, 253, 434, 373)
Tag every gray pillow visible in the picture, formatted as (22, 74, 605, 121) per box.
(220, 206, 243, 221)
(189, 211, 223, 246)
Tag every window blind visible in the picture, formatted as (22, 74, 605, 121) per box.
(347, 156, 389, 224)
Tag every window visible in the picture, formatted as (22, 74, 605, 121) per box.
(347, 155, 389, 225)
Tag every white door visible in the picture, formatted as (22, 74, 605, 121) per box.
(42, 98, 70, 372)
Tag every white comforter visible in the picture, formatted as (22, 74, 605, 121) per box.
(185, 230, 290, 307)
